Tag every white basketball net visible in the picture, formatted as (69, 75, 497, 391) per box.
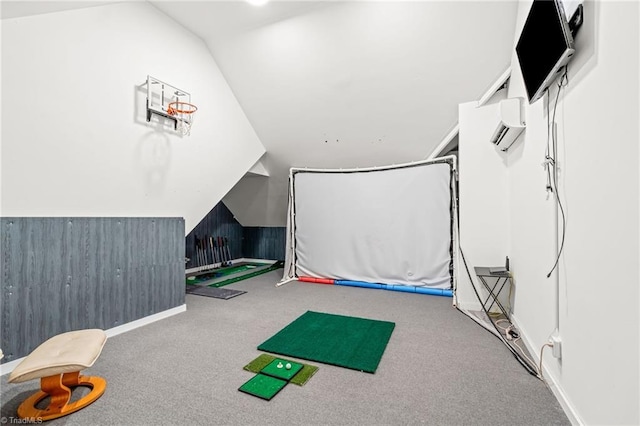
(168, 102, 197, 136)
(177, 114, 194, 136)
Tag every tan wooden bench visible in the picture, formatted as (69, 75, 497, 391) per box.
(8, 329, 107, 421)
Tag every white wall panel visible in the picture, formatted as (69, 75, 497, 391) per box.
(1, 3, 266, 233)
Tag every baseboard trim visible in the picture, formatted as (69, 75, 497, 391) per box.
(0, 304, 187, 377)
(0, 356, 23, 377)
(104, 304, 186, 339)
(510, 314, 584, 426)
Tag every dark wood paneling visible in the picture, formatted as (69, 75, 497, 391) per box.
(242, 227, 286, 261)
(186, 201, 286, 264)
(186, 202, 243, 268)
(1, 217, 184, 363)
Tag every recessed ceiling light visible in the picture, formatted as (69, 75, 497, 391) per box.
(247, 0, 269, 6)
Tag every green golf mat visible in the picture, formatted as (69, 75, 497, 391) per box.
(260, 358, 303, 381)
(206, 262, 283, 288)
(186, 263, 264, 285)
(257, 311, 395, 373)
(238, 374, 287, 401)
(243, 354, 318, 386)
(186, 261, 284, 289)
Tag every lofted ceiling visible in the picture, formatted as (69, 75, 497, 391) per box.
(154, 1, 518, 226)
(152, 1, 519, 226)
(0, 1, 116, 19)
(3, 1, 519, 227)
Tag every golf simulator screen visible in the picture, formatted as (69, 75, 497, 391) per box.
(289, 159, 455, 289)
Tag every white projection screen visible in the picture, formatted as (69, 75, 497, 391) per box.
(282, 158, 456, 290)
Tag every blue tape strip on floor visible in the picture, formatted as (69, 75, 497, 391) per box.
(334, 280, 452, 297)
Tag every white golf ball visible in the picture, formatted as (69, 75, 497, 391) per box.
(285, 363, 292, 370)
(277, 362, 283, 369)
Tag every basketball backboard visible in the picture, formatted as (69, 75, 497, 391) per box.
(146, 75, 195, 134)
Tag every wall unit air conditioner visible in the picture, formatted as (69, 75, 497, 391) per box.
(490, 97, 526, 151)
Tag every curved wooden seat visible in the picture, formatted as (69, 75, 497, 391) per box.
(8, 329, 107, 421)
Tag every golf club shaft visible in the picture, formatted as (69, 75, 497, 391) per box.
(194, 235, 200, 267)
(209, 236, 218, 265)
(214, 237, 220, 265)
(201, 236, 206, 266)
(219, 236, 227, 266)
(225, 237, 232, 264)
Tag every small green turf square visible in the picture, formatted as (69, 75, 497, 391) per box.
(238, 374, 287, 400)
(243, 354, 319, 386)
(260, 358, 303, 381)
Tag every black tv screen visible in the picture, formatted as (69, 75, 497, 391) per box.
(516, 0, 575, 103)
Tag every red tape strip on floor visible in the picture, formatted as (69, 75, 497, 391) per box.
(298, 276, 335, 285)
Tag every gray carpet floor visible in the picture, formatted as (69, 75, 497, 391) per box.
(0, 270, 569, 425)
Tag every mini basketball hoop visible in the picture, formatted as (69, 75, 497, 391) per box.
(167, 101, 198, 136)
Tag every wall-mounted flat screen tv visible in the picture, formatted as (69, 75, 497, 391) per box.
(516, 0, 575, 104)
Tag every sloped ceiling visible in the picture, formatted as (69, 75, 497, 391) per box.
(4, 1, 519, 227)
(0, 1, 115, 19)
(150, 1, 518, 226)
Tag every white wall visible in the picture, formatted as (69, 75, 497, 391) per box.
(460, 1, 639, 424)
(508, 1, 639, 424)
(457, 95, 511, 310)
(1, 2, 266, 233)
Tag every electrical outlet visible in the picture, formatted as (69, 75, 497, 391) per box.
(549, 333, 562, 359)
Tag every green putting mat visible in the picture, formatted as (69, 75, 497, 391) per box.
(186, 263, 264, 286)
(243, 354, 318, 386)
(207, 262, 283, 288)
(186, 261, 284, 289)
(260, 358, 303, 381)
(257, 311, 395, 373)
(238, 374, 287, 401)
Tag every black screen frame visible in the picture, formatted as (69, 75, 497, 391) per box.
(516, 0, 575, 104)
